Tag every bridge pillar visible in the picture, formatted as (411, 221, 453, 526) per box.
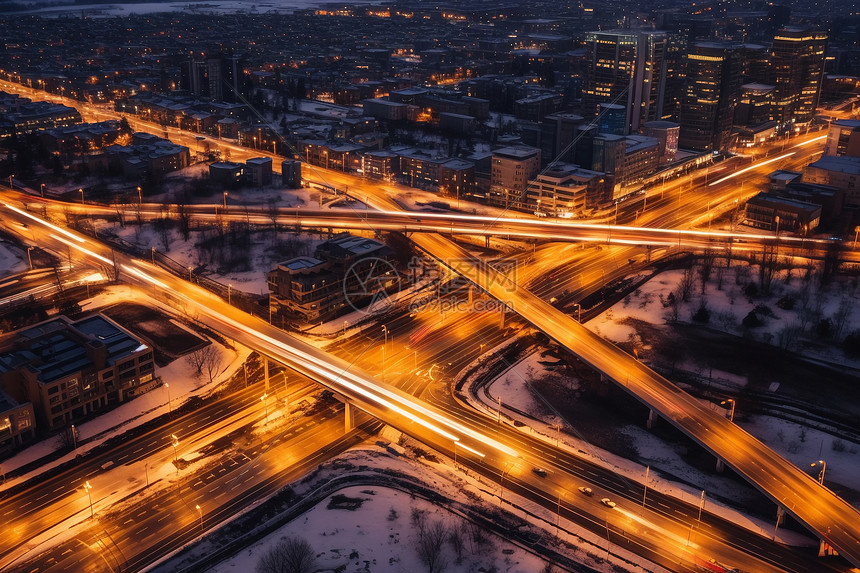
(646, 409, 658, 429)
(715, 458, 725, 472)
(819, 538, 837, 557)
(344, 401, 355, 431)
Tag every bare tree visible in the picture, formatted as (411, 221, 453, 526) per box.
(698, 249, 716, 294)
(185, 344, 217, 375)
(416, 519, 449, 573)
(832, 296, 853, 340)
(677, 268, 695, 303)
(57, 424, 79, 451)
(256, 536, 316, 573)
(203, 345, 223, 383)
(176, 199, 192, 241)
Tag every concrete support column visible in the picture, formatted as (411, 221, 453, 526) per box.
(716, 458, 725, 473)
(344, 401, 355, 431)
(646, 408, 658, 429)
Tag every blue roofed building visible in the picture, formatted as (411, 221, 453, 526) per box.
(0, 314, 156, 433)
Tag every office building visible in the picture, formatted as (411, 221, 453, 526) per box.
(824, 119, 860, 158)
(679, 42, 743, 152)
(582, 30, 668, 134)
(0, 315, 156, 432)
(770, 27, 827, 125)
(489, 146, 541, 208)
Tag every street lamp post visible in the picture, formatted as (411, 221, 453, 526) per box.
(27, 246, 34, 269)
(40, 183, 46, 197)
(343, 320, 349, 336)
(188, 266, 193, 281)
(7, 174, 12, 189)
(573, 303, 581, 323)
(228, 284, 232, 305)
(137, 186, 142, 205)
(382, 324, 388, 348)
(223, 191, 228, 208)
(811, 460, 826, 485)
(165, 382, 172, 415)
(170, 434, 179, 464)
(642, 465, 649, 506)
(83, 480, 94, 518)
(196, 504, 203, 530)
(721, 398, 735, 422)
(79, 188, 85, 205)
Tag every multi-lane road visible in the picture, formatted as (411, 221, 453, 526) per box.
(1, 193, 855, 573)
(411, 231, 860, 568)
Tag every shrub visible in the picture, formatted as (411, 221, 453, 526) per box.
(742, 311, 763, 328)
(692, 304, 710, 323)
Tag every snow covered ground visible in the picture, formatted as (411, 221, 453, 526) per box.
(0, 240, 31, 277)
(198, 439, 671, 573)
(207, 484, 548, 573)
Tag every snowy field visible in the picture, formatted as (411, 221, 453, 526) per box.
(0, 240, 31, 277)
(208, 485, 549, 573)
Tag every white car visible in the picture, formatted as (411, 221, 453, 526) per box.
(578, 486, 593, 496)
(600, 498, 616, 508)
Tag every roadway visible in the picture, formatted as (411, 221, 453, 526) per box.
(3, 183, 850, 573)
(410, 231, 860, 568)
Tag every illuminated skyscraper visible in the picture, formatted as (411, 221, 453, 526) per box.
(770, 26, 827, 125)
(679, 42, 743, 152)
(582, 30, 668, 134)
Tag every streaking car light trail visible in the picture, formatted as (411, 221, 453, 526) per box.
(4, 203, 85, 243)
(50, 234, 115, 266)
(125, 261, 518, 457)
(707, 152, 795, 187)
(793, 134, 827, 147)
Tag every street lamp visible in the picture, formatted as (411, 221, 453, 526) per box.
(79, 188, 85, 205)
(137, 186, 142, 205)
(27, 246, 34, 269)
(227, 283, 232, 305)
(720, 399, 735, 422)
(381, 324, 388, 348)
(40, 183, 45, 197)
(188, 266, 193, 281)
(165, 382, 172, 414)
(196, 504, 203, 529)
(82, 480, 94, 518)
(343, 320, 349, 336)
(223, 191, 228, 208)
(811, 460, 826, 485)
(573, 303, 581, 323)
(170, 433, 179, 464)
(7, 174, 12, 189)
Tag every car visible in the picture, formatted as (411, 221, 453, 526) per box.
(532, 467, 548, 477)
(578, 486, 593, 496)
(600, 498, 616, 508)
